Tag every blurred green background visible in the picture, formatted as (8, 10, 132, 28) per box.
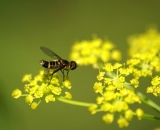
(0, 1, 160, 130)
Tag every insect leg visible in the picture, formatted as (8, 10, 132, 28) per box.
(46, 67, 64, 86)
(60, 69, 65, 81)
(66, 70, 70, 80)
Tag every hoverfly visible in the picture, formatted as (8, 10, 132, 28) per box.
(40, 46, 77, 84)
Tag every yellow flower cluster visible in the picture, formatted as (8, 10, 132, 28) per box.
(127, 29, 160, 96)
(127, 29, 160, 73)
(70, 37, 121, 67)
(12, 70, 72, 109)
(147, 76, 160, 96)
(89, 63, 144, 127)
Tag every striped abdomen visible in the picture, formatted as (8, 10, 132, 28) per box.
(40, 60, 61, 69)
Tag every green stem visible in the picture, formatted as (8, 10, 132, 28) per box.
(21, 94, 28, 96)
(142, 113, 160, 121)
(124, 83, 160, 113)
(136, 91, 160, 113)
(57, 97, 93, 107)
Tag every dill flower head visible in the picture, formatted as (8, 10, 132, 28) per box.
(70, 37, 121, 67)
(12, 70, 73, 109)
(128, 29, 160, 56)
(89, 63, 142, 127)
(87, 29, 160, 127)
(127, 29, 160, 97)
(127, 29, 160, 74)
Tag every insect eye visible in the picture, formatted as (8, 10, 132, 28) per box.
(70, 61, 77, 70)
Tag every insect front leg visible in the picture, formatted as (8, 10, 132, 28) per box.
(46, 67, 63, 86)
(66, 70, 70, 80)
(60, 69, 65, 81)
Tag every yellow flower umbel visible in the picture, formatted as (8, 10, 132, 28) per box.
(89, 63, 142, 127)
(12, 70, 73, 109)
(127, 29, 160, 74)
(127, 29, 160, 97)
(70, 37, 121, 67)
(87, 29, 160, 127)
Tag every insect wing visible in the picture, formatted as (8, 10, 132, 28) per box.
(40, 46, 62, 60)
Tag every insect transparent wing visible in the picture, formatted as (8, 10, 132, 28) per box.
(40, 46, 62, 59)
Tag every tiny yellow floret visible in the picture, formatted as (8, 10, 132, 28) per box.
(22, 74, 32, 82)
(136, 108, 144, 120)
(125, 109, 133, 121)
(102, 113, 114, 124)
(25, 95, 33, 105)
(12, 89, 22, 99)
(130, 78, 139, 88)
(111, 50, 121, 61)
(31, 102, 38, 109)
(97, 71, 105, 81)
(103, 63, 114, 72)
(51, 86, 62, 95)
(45, 94, 55, 103)
(93, 82, 103, 94)
(117, 117, 129, 128)
(88, 104, 98, 114)
(64, 92, 72, 99)
(63, 80, 72, 89)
